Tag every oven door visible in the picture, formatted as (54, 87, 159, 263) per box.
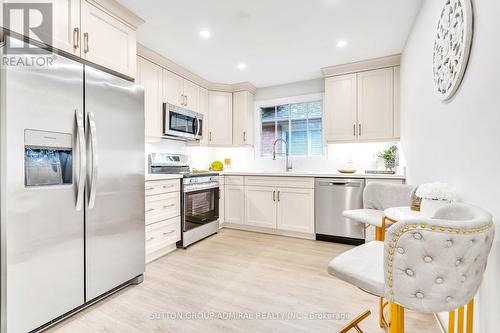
(183, 187, 219, 232)
(163, 103, 202, 140)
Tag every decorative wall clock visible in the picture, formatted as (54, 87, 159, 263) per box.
(432, 0, 473, 101)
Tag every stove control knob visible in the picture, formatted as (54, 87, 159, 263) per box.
(190, 178, 197, 184)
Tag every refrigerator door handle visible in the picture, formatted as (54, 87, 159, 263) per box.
(88, 111, 98, 209)
(76, 109, 86, 211)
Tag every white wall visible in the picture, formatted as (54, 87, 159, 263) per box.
(401, 1, 500, 331)
(255, 78, 324, 101)
(186, 141, 399, 172)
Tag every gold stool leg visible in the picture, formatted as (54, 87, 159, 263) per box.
(376, 217, 388, 328)
(449, 310, 456, 333)
(389, 302, 404, 333)
(457, 306, 465, 333)
(338, 310, 371, 333)
(466, 300, 474, 333)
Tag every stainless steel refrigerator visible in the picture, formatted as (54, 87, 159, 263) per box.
(0, 37, 145, 333)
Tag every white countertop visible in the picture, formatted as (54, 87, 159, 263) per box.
(145, 174, 183, 181)
(219, 170, 405, 180)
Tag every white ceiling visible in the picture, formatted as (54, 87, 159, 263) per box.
(118, 0, 423, 88)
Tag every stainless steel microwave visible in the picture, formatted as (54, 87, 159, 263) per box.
(163, 103, 203, 140)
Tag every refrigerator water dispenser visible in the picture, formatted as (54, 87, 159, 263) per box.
(24, 129, 73, 186)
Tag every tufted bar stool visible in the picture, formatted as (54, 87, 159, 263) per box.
(328, 203, 494, 333)
(342, 182, 416, 328)
(343, 182, 416, 242)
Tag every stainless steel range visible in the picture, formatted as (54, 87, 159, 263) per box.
(148, 153, 220, 248)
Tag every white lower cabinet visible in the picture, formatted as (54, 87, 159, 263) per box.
(224, 185, 245, 224)
(219, 185, 225, 227)
(145, 179, 181, 263)
(224, 176, 315, 238)
(245, 186, 277, 228)
(276, 187, 315, 234)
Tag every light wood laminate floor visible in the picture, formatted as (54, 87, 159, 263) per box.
(47, 229, 440, 333)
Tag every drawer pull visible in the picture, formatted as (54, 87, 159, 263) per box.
(146, 208, 155, 212)
(162, 185, 174, 189)
(163, 204, 175, 209)
(146, 187, 155, 191)
(146, 236, 154, 241)
(163, 230, 175, 236)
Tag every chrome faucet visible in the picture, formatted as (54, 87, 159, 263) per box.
(272, 138, 292, 172)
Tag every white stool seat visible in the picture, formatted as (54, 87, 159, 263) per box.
(328, 241, 385, 297)
(343, 209, 386, 227)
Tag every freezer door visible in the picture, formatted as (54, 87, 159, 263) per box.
(1, 45, 85, 332)
(84, 66, 145, 301)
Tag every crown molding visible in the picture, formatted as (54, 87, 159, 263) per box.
(137, 43, 257, 94)
(86, 0, 145, 29)
(321, 54, 401, 77)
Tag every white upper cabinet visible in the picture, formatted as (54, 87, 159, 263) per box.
(1, 0, 142, 79)
(393, 66, 401, 138)
(208, 91, 233, 146)
(163, 70, 200, 112)
(198, 87, 209, 145)
(324, 74, 357, 142)
(163, 70, 184, 107)
(0, 0, 81, 55)
(233, 91, 254, 146)
(81, 1, 137, 79)
(357, 67, 394, 140)
(182, 79, 200, 112)
(137, 56, 163, 138)
(324, 66, 398, 142)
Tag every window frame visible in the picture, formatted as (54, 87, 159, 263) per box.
(254, 93, 326, 160)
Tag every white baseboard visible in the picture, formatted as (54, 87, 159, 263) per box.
(222, 223, 315, 240)
(146, 243, 177, 264)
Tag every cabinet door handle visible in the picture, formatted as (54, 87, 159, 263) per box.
(185, 95, 188, 106)
(277, 191, 280, 202)
(359, 124, 362, 137)
(83, 32, 89, 54)
(73, 27, 80, 50)
(353, 124, 356, 137)
(273, 191, 276, 202)
(209, 132, 212, 142)
(243, 131, 246, 142)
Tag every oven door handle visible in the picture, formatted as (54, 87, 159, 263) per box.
(183, 183, 220, 193)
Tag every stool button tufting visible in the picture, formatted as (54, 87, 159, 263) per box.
(413, 232, 422, 240)
(415, 292, 424, 299)
(435, 277, 444, 284)
(446, 296, 453, 302)
(445, 240, 453, 248)
(461, 275, 466, 283)
(424, 256, 433, 263)
(455, 259, 462, 266)
(405, 269, 414, 276)
(397, 247, 405, 254)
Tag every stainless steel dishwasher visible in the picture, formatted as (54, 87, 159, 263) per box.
(315, 178, 365, 245)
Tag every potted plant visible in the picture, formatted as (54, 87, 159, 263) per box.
(377, 145, 398, 171)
